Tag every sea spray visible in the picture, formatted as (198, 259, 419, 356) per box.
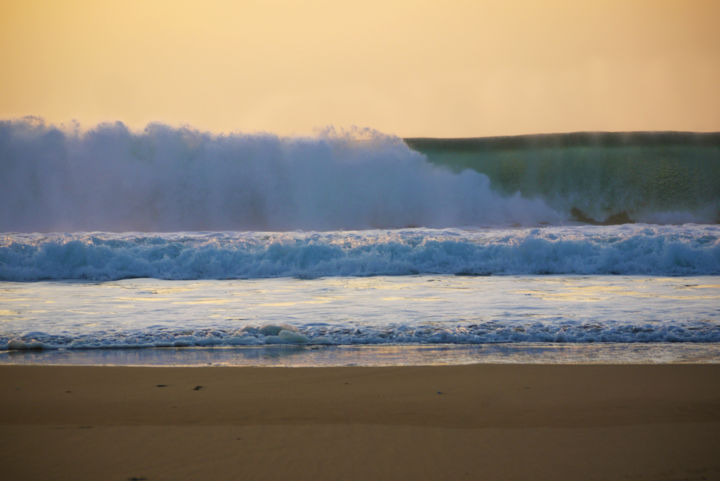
(0, 119, 560, 232)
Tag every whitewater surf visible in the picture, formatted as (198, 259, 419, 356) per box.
(1, 119, 718, 364)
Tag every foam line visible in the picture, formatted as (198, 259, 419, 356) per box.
(2, 226, 718, 281)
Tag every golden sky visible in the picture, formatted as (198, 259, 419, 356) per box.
(1, 0, 719, 137)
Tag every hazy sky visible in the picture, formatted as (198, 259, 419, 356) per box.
(1, 0, 719, 137)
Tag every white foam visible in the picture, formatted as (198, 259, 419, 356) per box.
(1, 225, 718, 281)
(0, 119, 561, 232)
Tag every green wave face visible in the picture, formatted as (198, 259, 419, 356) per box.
(406, 132, 720, 224)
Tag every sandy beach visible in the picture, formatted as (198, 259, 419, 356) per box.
(1, 364, 719, 481)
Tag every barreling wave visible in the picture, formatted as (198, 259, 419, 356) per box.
(407, 132, 720, 225)
(2, 226, 718, 281)
(0, 118, 560, 232)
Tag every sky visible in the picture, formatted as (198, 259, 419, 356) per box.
(1, 0, 719, 137)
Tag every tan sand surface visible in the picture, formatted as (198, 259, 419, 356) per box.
(1, 364, 719, 480)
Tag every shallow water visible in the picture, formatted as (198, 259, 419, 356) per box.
(1, 275, 718, 362)
(2, 343, 718, 367)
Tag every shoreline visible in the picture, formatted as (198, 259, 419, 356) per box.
(2, 364, 720, 480)
(3, 342, 720, 367)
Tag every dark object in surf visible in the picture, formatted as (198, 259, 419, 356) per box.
(571, 207, 632, 225)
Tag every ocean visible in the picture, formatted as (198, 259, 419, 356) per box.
(1, 119, 719, 366)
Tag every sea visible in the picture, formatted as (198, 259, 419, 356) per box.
(1, 119, 719, 366)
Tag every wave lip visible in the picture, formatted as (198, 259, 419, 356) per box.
(407, 131, 720, 225)
(1, 225, 719, 281)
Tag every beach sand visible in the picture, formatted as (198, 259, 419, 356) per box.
(1, 364, 719, 481)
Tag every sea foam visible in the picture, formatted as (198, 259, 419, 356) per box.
(1, 225, 718, 281)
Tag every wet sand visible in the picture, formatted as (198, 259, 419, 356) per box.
(1, 364, 719, 481)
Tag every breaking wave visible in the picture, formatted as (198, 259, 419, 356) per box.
(2, 225, 719, 281)
(0, 118, 560, 232)
(4, 119, 719, 232)
(408, 132, 720, 224)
